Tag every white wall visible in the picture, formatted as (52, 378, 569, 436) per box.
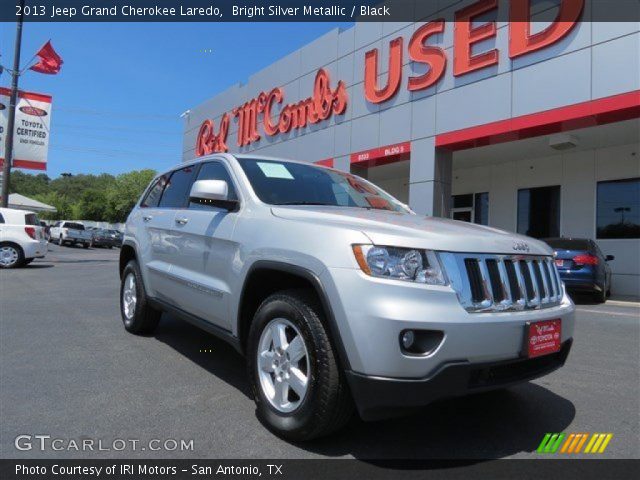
(452, 142, 640, 297)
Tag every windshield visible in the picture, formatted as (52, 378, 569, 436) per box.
(237, 158, 407, 212)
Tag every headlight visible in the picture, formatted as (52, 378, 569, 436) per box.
(352, 245, 447, 285)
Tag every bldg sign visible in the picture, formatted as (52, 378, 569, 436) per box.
(365, 0, 584, 103)
(196, 68, 347, 155)
(0, 88, 52, 171)
(196, 0, 584, 156)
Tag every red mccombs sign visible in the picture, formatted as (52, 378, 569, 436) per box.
(196, 0, 584, 155)
(196, 69, 347, 155)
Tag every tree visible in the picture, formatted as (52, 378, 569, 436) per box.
(105, 169, 156, 223)
(9, 171, 50, 197)
(77, 189, 108, 221)
(9, 169, 155, 222)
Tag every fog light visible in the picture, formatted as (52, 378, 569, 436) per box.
(401, 330, 415, 350)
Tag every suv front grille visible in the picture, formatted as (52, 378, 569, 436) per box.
(440, 253, 564, 313)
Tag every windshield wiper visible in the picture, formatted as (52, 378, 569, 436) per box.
(274, 201, 334, 206)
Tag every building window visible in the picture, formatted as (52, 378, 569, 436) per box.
(597, 177, 640, 239)
(517, 185, 560, 238)
(451, 192, 489, 225)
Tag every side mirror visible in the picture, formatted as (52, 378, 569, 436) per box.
(605, 255, 615, 261)
(190, 179, 230, 203)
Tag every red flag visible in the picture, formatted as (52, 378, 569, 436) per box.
(29, 40, 63, 75)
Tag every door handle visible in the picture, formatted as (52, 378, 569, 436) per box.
(142, 215, 153, 222)
(175, 217, 189, 225)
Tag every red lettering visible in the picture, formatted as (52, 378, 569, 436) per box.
(509, 0, 584, 58)
(364, 37, 403, 104)
(263, 88, 283, 136)
(195, 114, 230, 156)
(408, 20, 447, 91)
(454, 0, 499, 76)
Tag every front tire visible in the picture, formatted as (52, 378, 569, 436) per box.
(247, 289, 353, 441)
(120, 260, 161, 334)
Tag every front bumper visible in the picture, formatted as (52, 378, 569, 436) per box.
(346, 340, 572, 420)
(322, 266, 575, 378)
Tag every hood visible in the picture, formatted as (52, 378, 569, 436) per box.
(271, 206, 553, 256)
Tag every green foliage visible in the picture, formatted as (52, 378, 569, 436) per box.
(106, 169, 157, 223)
(9, 169, 156, 223)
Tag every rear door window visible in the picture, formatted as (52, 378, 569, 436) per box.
(65, 222, 85, 230)
(24, 213, 39, 225)
(141, 176, 168, 208)
(158, 166, 197, 209)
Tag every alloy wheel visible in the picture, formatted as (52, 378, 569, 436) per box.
(257, 318, 310, 413)
(122, 273, 137, 320)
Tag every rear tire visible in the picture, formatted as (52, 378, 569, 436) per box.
(58, 236, 64, 246)
(593, 286, 607, 304)
(120, 260, 161, 334)
(0, 243, 25, 269)
(247, 289, 353, 441)
(83, 243, 89, 249)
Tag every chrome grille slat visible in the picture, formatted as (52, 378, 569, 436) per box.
(526, 260, 541, 308)
(440, 252, 564, 313)
(496, 259, 514, 310)
(537, 260, 551, 303)
(477, 259, 495, 306)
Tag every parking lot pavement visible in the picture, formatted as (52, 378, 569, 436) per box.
(1, 245, 638, 460)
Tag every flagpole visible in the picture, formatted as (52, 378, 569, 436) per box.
(1, 0, 26, 208)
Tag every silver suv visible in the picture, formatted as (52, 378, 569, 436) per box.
(120, 154, 575, 440)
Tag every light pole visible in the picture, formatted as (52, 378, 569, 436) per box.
(614, 207, 631, 224)
(1, 0, 26, 208)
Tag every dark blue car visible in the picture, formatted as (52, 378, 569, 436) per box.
(544, 238, 614, 303)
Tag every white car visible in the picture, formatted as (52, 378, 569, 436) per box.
(0, 207, 47, 268)
(49, 220, 93, 248)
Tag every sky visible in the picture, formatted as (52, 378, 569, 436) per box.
(0, 21, 350, 178)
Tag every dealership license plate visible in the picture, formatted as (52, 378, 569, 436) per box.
(555, 259, 564, 268)
(526, 319, 562, 358)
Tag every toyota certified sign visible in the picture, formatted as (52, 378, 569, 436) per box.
(0, 88, 53, 171)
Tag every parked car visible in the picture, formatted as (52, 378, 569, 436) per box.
(39, 221, 50, 241)
(119, 154, 575, 440)
(0, 207, 47, 268)
(107, 229, 124, 247)
(91, 229, 120, 249)
(544, 238, 614, 303)
(49, 221, 93, 248)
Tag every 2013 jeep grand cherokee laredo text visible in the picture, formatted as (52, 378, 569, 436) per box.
(119, 155, 575, 440)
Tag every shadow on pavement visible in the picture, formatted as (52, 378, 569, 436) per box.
(300, 383, 575, 460)
(153, 315, 576, 460)
(569, 293, 606, 306)
(153, 314, 252, 398)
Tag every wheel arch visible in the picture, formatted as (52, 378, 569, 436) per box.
(0, 241, 25, 263)
(119, 241, 137, 279)
(237, 260, 351, 371)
